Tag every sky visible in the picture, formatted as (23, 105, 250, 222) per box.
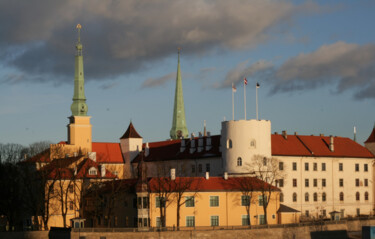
(1, 0, 375, 146)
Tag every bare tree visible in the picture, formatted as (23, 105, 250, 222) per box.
(249, 155, 284, 225)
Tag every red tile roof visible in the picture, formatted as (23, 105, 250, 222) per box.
(272, 134, 373, 158)
(365, 127, 375, 144)
(120, 122, 142, 139)
(92, 142, 124, 164)
(148, 176, 280, 192)
(23, 149, 51, 163)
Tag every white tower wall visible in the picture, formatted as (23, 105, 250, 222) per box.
(221, 120, 271, 175)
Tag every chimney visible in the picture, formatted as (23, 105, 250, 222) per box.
(88, 152, 96, 162)
(329, 136, 334, 152)
(294, 132, 298, 135)
(224, 172, 228, 180)
(101, 164, 106, 177)
(170, 168, 176, 180)
(145, 142, 150, 157)
(205, 171, 210, 180)
(180, 139, 186, 152)
(203, 120, 207, 137)
(282, 130, 287, 140)
(320, 134, 324, 137)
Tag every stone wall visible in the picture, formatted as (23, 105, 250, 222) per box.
(2, 219, 375, 239)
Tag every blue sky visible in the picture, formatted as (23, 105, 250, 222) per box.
(1, 0, 375, 146)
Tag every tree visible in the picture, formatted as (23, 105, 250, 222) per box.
(249, 155, 284, 225)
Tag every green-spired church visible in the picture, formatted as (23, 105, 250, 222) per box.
(170, 48, 189, 139)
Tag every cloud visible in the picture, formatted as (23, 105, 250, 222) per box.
(219, 41, 375, 99)
(99, 81, 119, 90)
(0, 0, 317, 85)
(141, 72, 176, 88)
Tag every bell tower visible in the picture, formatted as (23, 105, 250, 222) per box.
(170, 48, 189, 139)
(67, 24, 92, 152)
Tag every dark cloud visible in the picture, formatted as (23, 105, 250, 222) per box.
(0, 0, 316, 85)
(141, 72, 175, 88)
(220, 41, 375, 99)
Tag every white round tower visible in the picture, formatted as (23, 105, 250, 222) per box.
(221, 119, 271, 175)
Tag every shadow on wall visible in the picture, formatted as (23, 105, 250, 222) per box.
(48, 227, 71, 239)
(310, 230, 348, 239)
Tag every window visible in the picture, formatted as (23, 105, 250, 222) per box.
(305, 193, 309, 202)
(156, 197, 165, 208)
(322, 179, 326, 187)
(69, 185, 73, 193)
(364, 164, 368, 172)
(356, 192, 360, 201)
(211, 216, 219, 226)
(355, 163, 359, 172)
(206, 163, 210, 172)
(339, 163, 343, 171)
(242, 215, 250, 226)
(278, 179, 284, 187)
(250, 140, 256, 148)
(313, 163, 317, 171)
(313, 179, 317, 187)
(227, 139, 232, 149)
(186, 216, 195, 227)
(142, 197, 148, 208)
(185, 196, 194, 207)
(259, 195, 267, 206)
(198, 164, 202, 173)
(340, 209, 345, 218)
(293, 162, 297, 171)
(305, 210, 309, 217)
(156, 217, 161, 228)
(355, 178, 360, 187)
(88, 167, 97, 175)
(191, 165, 196, 173)
(339, 179, 343, 187)
(280, 193, 284, 203)
(322, 210, 326, 217)
(293, 179, 297, 187)
(259, 215, 266, 225)
(69, 201, 74, 210)
(365, 179, 368, 187)
(241, 195, 250, 206)
(365, 192, 369, 201)
(356, 208, 360, 216)
(322, 192, 326, 202)
(322, 163, 326, 171)
(237, 157, 242, 166)
(305, 163, 309, 171)
(313, 193, 318, 202)
(305, 179, 309, 187)
(263, 157, 267, 166)
(279, 162, 284, 171)
(210, 196, 219, 207)
(293, 193, 297, 202)
(339, 192, 344, 201)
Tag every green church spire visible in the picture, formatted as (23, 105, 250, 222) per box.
(170, 48, 189, 139)
(70, 24, 88, 116)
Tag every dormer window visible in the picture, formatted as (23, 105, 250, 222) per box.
(88, 167, 97, 175)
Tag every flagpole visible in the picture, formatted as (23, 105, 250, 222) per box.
(256, 84, 258, 120)
(244, 80, 246, 120)
(232, 83, 234, 121)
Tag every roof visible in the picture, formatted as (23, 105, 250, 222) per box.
(147, 176, 280, 192)
(92, 142, 124, 163)
(278, 204, 300, 213)
(132, 135, 221, 163)
(365, 126, 375, 144)
(272, 134, 374, 158)
(120, 122, 142, 139)
(85, 178, 137, 196)
(23, 149, 51, 163)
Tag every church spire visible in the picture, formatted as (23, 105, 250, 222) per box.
(170, 48, 189, 139)
(70, 24, 88, 116)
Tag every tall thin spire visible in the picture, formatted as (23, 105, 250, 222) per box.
(170, 47, 189, 139)
(70, 24, 88, 116)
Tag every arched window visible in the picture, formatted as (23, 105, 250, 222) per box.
(293, 193, 297, 202)
(237, 157, 242, 166)
(356, 192, 360, 201)
(305, 193, 309, 202)
(365, 192, 369, 201)
(340, 192, 344, 201)
(227, 139, 233, 149)
(250, 140, 256, 148)
(322, 192, 326, 202)
(280, 193, 284, 202)
(313, 193, 318, 202)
